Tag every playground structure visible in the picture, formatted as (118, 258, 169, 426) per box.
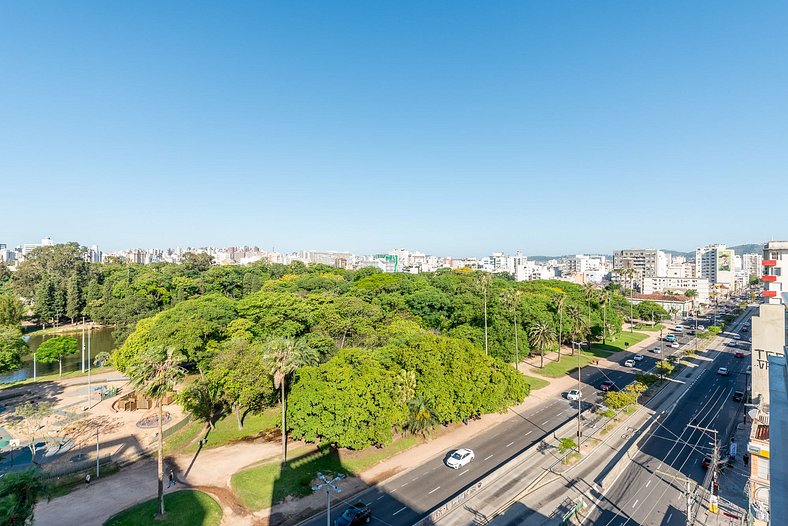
(115, 390, 173, 412)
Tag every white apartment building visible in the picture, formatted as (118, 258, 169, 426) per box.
(743, 253, 764, 279)
(762, 241, 788, 304)
(641, 276, 709, 304)
(612, 249, 669, 290)
(695, 244, 736, 289)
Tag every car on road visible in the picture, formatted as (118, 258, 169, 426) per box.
(664, 334, 676, 343)
(633, 354, 644, 361)
(733, 333, 742, 340)
(747, 365, 752, 374)
(733, 391, 744, 402)
(652, 347, 662, 354)
(335, 503, 372, 526)
(674, 325, 684, 331)
(697, 325, 705, 331)
(735, 351, 745, 358)
(600, 380, 617, 391)
(717, 367, 729, 376)
(567, 389, 581, 401)
(741, 327, 749, 333)
(670, 342, 679, 348)
(446, 448, 475, 469)
(624, 359, 636, 367)
(727, 342, 737, 347)
(701, 455, 712, 469)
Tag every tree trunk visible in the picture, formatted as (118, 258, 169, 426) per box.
(540, 349, 544, 369)
(157, 402, 165, 517)
(281, 381, 287, 468)
(234, 405, 243, 430)
(59, 358, 62, 377)
(557, 308, 563, 360)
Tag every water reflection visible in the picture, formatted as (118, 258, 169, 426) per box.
(0, 327, 116, 384)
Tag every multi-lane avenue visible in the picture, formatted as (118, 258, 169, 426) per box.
(301, 309, 725, 526)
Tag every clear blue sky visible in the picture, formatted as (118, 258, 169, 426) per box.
(2, 2, 786, 256)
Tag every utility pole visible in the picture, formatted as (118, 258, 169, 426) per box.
(81, 317, 85, 373)
(655, 470, 697, 525)
(577, 340, 582, 441)
(688, 423, 719, 516)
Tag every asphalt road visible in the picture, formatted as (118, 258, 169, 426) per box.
(582, 306, 753, 526)
(303, 319, 705, 526)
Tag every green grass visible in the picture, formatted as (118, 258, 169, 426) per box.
(632, 323, 664, 331)
(590, 331, 647, 354)
(534, 351, 596, 378)
(104, 490, 222, 526)
(231, 435, 422, 510)
(522, 375, 550, 391)
(164, 407, 281, 455)
(0, 366, 115, 390)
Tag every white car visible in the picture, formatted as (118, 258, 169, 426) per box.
(717, 367, 729, 376)
(727, 341, 737, 347)
(633, 354, 644, 361)
(446, 448, 475, 469)
(674, 325, 684, 331)
(670, 342, 680, 348)
(652, 347, 662, 354)
(733, 334, 742, 340)
(624, 359, 636, 367)
(567, 389, 581, 401)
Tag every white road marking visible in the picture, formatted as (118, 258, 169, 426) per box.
(542, 420, 550, 425)
(484, 455, 493, 461)
(645, 480, 651, 488)
(657, 464, 662, 470)
(393, 506, 407, 516)
(459, 469, 469, 476)
(412, 476, 419, 481)
(506, 441, 515, 447)
(376, 495, 384, 500)
(667, 512, 673, 523)
(525, 431, 532, 436)
(632, 499, 639, 508)
(401, 482, 408, 487)
(428, 486, 441, 494)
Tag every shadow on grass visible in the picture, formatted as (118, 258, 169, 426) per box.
(103, 489, 222, 526)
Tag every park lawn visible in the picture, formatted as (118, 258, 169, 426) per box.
(533, 351, 596, 378)
(0, 366, 115, 390)
(231, 435, 422, 510)
(522, 375, 550, 391)
(165, 407, 281, 455)
(104, 490, 222, 526)
(591, 331, 647, 354)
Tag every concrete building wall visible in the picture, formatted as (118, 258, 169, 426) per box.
(751, 303, 787, 408)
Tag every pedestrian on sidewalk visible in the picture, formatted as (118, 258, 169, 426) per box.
(743, 452, 750, 466)
(84, 473, 91, 487)
(167, 469, 176, 488)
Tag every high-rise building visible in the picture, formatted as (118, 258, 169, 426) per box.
(695, 244, 736, 290)
(612, 249, 668, 290)
(762, 241, 788, 304)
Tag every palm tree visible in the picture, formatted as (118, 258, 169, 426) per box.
(684, 289, 698, 320)
(599, 290, 611, 345)
(566, 305, 584, 356)
(552, 293, 566, 361)
(264, 337, 319, 468)
(527, 321, 555, 369)
(477, 273, 493, 356)
(127, 347, 185, 519)
(583, 283, 596, 347)
(503, 289, 522, 370)
(406, 396, 438, 437)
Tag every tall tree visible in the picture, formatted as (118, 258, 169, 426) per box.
(127, 347, 185, 519)
(33, 278, 56, 323)
(583, 283, 596, 347)
(566, 305, 585, 356)
(599, 289, 611, 345)
(552, 293, 566, 360)
(0, 294, 24, 326)
(476, 273, 493, 356)
(527, 321, 555, 369)
(0, 326, 25, 373)
(503, 290, 522, 370)
(35, 336, 78, 377)
(263, 337, 319, 467)
(14, 402, 55, 466)
(65, 272, 83, 323)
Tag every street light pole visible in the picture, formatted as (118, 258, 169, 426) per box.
(577, 341, 582, 442)
(312, 472, 345, 526)
(96, 427, 100, 478)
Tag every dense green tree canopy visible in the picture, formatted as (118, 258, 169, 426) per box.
(0, 326, 25, 373)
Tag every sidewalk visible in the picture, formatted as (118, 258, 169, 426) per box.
(33, 329, 663, 526)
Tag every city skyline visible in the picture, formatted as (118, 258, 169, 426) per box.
(4, 3, 787, 254)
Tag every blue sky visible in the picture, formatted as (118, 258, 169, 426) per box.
(2, 2, 786, 256)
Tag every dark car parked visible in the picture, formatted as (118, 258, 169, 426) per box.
(600, 380, 617, 392)
(733, 391, 744, 402)
(335, 503, 372, 526)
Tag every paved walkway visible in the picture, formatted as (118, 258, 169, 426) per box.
(34, 330, 663, 526)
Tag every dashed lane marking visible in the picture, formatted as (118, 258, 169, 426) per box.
(459, 469, 469, 476)
(393, 507, 407, 516)
(484, 455, 493, 461)
(632, 499, 639, 508)
(428, 486, 441, 495)
(506, 441, 515, 447)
